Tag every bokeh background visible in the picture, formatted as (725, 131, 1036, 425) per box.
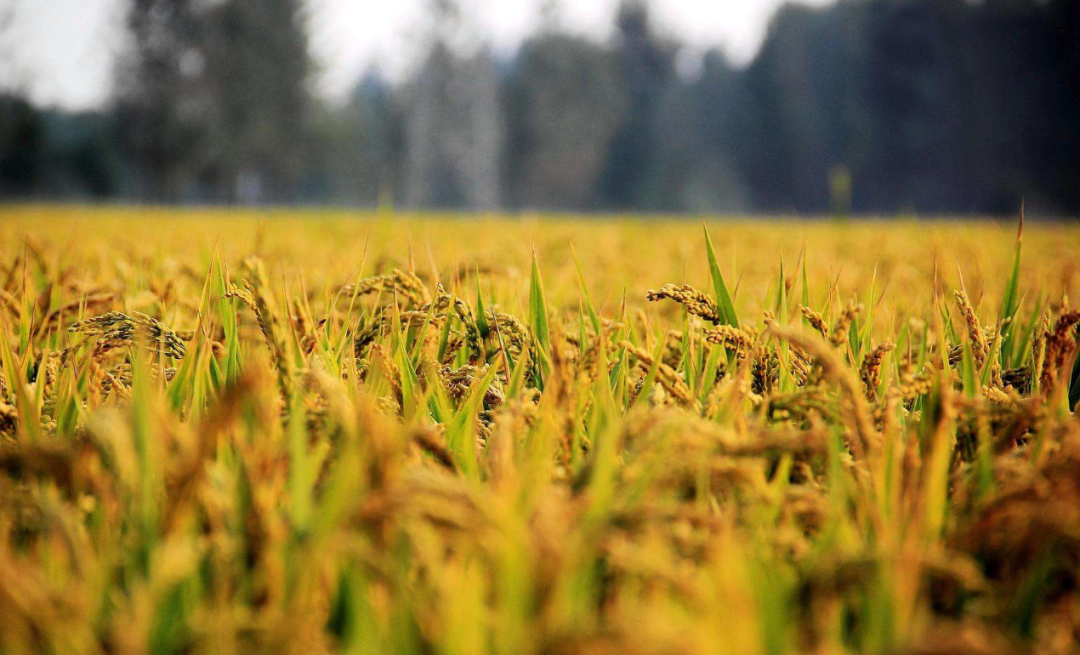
(0, 0, 1077, 216)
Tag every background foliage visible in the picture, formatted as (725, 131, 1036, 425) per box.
(1, 0, 1078, 215)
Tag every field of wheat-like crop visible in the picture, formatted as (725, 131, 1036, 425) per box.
(1, 206, 1080, 655)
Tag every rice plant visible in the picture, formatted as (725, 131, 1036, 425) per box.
(0, 206, 1079, 654)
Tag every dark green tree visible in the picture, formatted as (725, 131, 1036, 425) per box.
(597, 0, 677, 210)
(504, 30, 625, 209)
(118, 0, 311, 203)
(0, 93, 43, 196)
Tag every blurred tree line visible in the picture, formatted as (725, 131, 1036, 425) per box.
(0, 0, 1077, 215)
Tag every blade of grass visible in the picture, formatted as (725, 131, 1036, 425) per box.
(703, 223, 739, 327)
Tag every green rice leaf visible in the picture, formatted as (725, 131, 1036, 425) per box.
(703, 223, 739, 327)
(999, 210, 1024, 358)
(529, 250, 551, 352)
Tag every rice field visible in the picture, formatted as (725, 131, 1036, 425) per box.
(1, 205, 1080, 655)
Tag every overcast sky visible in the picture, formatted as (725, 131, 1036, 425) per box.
(1, 0, 831, 111)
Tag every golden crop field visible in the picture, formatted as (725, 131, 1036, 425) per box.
(1, 205, 1080, 655)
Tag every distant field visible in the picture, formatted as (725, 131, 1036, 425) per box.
(3, 205, 1077, 314)
(1, 205, 1079, 654)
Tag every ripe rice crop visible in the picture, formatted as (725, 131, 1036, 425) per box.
(1, 205, 1080, 654)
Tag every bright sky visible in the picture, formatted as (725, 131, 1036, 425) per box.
(0, 0, 832, 110)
